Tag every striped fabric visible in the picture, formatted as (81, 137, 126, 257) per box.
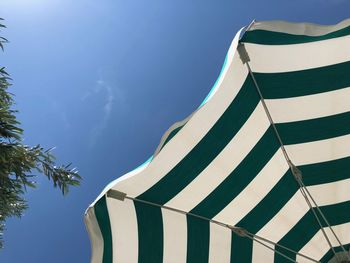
(85, 19, 350, 263)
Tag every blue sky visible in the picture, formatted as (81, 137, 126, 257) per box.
(0, 1, 349, 262)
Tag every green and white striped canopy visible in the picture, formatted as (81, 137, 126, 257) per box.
(85, 19, 350, 263)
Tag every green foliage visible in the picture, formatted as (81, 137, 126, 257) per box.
(0, 19, 81, 248)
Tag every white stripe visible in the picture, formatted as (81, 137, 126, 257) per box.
(150, 87, 350, 212)
(253, 179, 350, 261)
(249, 18, 350, 37)
(245, 34, 350, 73)
(211, 133, 350, 226)
(251, 240, 275, 263)
(287, 133, 350, 166)
(267, 87, 350, 123)
(170, 114, 350, 221)
(154, 111, 195, 157)
(214, 149, 289, 225)
(166, 103, 270, 211)
(208, 223, 232, 263)
(252, 191, 309, 262)
(162, 209, 187, 263)
(84, 207, 104, 263)
(107, 198, 138, 263)
(297, 222, 350, 262)
(113, 34, 248, 198)
(307, 178, 350, 206)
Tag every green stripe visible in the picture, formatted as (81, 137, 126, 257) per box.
(186, 215, 210, 263)
(234, 157, 350, 259)
(191, 127, 280, 218)
(230, 233, 253, 263)
(94, 196, 113, 263)
(138, 60, 350, 205)
(237, 170, 297, 232)
(238, 157, 350, 233)
(256, 61, 350, 99)
(320, 244, 350, 262)
(274, 201, 350, 262)
(241, 25, 350, 45)
(134, 202, 163, 263)
(163, 66, 350, 154)
(192, 110, 350, 219)
(302, 156, 350, 186)
(277, 111, 350, 145)
(138, 76, 259, 204)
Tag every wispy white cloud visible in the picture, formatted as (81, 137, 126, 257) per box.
(83, 77, 125, 148)
(90, 79, 114, 147)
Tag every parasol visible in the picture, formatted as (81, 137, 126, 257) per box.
(85, 19, 350, 263)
